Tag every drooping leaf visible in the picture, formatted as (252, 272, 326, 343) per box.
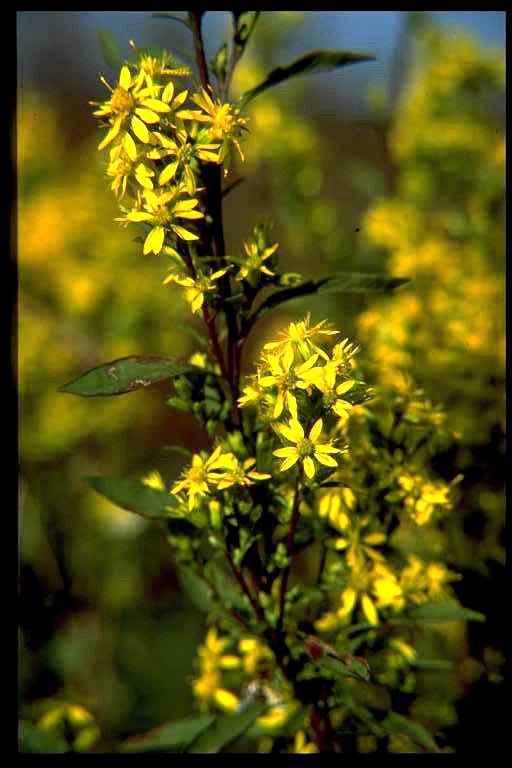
(87, 476, 184, 520)
(121, 716, 215, 753)
(60, 356, 204, 397)
(97, 29, 123, 70)
(408, 602, 485, 623)
(241, 49, 376, 106)
(246, 272, 409, 333)
(382, 712, 440, 753)
(186, 700, 267, 753)
(18, 722, 68, 754)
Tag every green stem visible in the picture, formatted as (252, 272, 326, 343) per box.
(277, 471, 303, 632)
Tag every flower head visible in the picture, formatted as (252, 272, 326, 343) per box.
(122, 186, 203, 254)
(164, 267, 229, 314)
(273, 418, 342, 480)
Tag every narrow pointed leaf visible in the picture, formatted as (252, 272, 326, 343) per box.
(98, 29, 123, 70)
(152, 12, 191, 29)
(60, 356, 205, 397)
(87, 476, 184, 520)
(241, 49, 376, 106)
(408, 602, 485, 623)
(121, 716, 215, 753)
(246, 272, 409, 332)
(382, 713, 440, 753)
(186, 701, 267, 753)
(178, 565, 216, 613)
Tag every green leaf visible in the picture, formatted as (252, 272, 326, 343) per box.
(18, 722, 68, 754)
(204, 560, 249, 617)
(186, 701, 267, 753)
(178, 565, 216, 613)
(241, 49, 376, 106)
(246, 272, 409, 332)
(87, 476, 183, 520)
(382, 713, 440, 753)
(60, 356, 204, 397)
(97, 29, 123, 70)
(121, 716, 215, 753)
(152, 12, 191, 29)
(408, 602, 485, 623)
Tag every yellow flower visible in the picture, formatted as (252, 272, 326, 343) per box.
(239, 637, 273, 676)
(259, 346, 320, 419)
(318, 490, 350, 532)
(294, 731, 318, 754)
(333, 516, 387, 570)
(180, 87, 248, 163)
(129, 40, 191, 80)
(171, 447, 231, 511)
(123, 186, 203, 254)
(141, 470, 165, 490)
(238, 381, 263, 408)
(263, 313, 338, 360)
(237, 238, 278, 280)
(273, 418, 341, 480)
(212, 456, 271, 490)
(106, 145, 155, 199)
(303, 362, 355, 419)
(148, 128, 220, 194)
(164, 267, 229, 314)
(91, 65, 177, 157)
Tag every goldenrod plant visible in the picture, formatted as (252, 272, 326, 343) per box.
(53, 12, 487, 753)
(357, 26, 505, 571)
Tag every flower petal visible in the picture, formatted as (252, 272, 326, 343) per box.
(303, 456, 316, 479)
(309, 418, 323, 443)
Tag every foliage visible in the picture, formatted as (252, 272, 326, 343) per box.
(18, 12, 504, 755)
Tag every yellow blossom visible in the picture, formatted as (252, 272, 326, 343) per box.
(237, 237, 278, 280)
(123, 186, 204, 254)
(263, 313, 338, 360)
(91, 65, 176, 157)
(180, 87, 248, 163)
(333, 516, 387, 570)
(148, 128, 220, 194)
(259, 346, 320, 419)
(171, 447, 232, 511)
(273, 417, 342, 480)
(294, 731, 318, 754)
(164, 267, 229, 314)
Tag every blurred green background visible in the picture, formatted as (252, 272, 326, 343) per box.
(18, 11, 505, 752)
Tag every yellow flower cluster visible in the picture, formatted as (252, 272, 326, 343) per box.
(239, 315, 367, 480)
(171, 446, 270, 512)
(397, 472, 452, 526)
(357, 27, 505, 570)
(91, 53, 247, 259)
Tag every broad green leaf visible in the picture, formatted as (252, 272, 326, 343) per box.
(241, 49, 376, 106)
(18, 722, 68, 754)
(97, 29, 123, 70)
(408, 602, 485, 623)
(60, 356, 203, 397)
(186, 701, 267, 753)
(121, 716, 215, 753)
(382, 713, 440, 752)
(87, 476, 184, 521)
(246, 272, 409, 332)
